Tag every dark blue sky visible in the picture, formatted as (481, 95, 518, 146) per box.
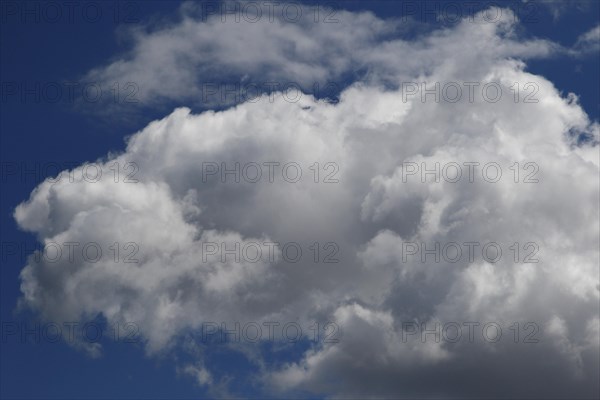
(1, 1, 598, 398)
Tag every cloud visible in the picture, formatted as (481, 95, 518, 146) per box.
(14, 4, 599, 398)
(572, 25, 600, 56)
(534, 0, 596, 22)
(83, 2, 560, 109)
(179, 362, 213, 387)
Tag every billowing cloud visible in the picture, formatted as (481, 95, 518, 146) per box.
(15, 4, 599, 398)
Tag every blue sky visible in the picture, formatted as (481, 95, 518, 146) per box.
(1, 1, 599, 399)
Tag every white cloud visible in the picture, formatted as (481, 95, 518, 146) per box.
(179, 363, 213, 386)
(15, 5, 600, 398)
(84, 3, 560, 108)
(572, 25, 600, 56)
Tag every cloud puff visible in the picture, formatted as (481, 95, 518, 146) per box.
(15, 5, 599, 398)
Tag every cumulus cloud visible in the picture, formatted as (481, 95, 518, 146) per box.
(15, 4, 599, 398)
